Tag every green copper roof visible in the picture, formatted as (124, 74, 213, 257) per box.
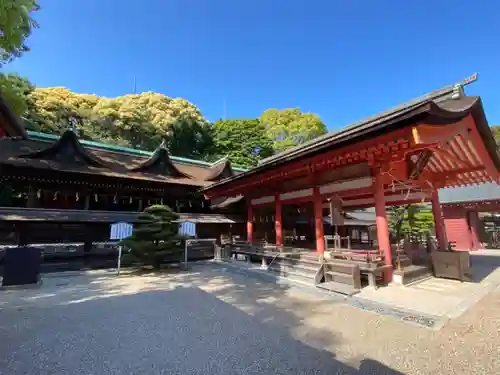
(439, 183, 500, 204)
(26, 130, 247, 171)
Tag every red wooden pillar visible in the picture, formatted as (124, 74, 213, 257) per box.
(275, 193, 283, 248)
(431, 190, 447, 250)
(313, 187, 325, 255)
(247, 202, 253, 244)
(373, 168, 392, 282)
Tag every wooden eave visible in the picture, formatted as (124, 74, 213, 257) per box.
(410, 97, 500, 188)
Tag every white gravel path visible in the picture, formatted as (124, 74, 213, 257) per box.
(0, 265, 499, 374)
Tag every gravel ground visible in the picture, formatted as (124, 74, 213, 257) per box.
(0, 265, 499, 375)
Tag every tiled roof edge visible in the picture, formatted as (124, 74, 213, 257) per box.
(26, 130, 248, 170)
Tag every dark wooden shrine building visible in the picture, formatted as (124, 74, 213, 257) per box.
(0, 114, 247, 246)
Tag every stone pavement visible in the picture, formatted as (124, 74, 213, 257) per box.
(1, 264, 500, 374)
(357, 250, 500, 321)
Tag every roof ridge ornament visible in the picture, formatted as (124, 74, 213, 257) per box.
(67, 117, 80, 136)
(452, 73, 478, 99)
(159, 138, 168, 150)
(451, 84, 463, 100)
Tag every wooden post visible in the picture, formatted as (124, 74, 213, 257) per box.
(247, 202, 253, 244)
(26, 188, 37, 208)
(275, 193, 283, 248)
(431, 189, 447, 250)
(313, 187, 325, 255)
(373, 168, 392, 282)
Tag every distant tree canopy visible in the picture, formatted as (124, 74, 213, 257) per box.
(261, 108, 327, 152)
(21, 87, 214, 159)
(2, 81, 330, 168)
(210, 119, 274, 167)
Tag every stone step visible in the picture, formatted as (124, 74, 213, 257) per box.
(285, 252, 320, 261)
(394, 265, 432, 285)
(325, 270, 357, 285)
(316, 281, 360, 296)
(281, 254, 320, 266)
(267, 266, 316, 285)
(274, 256, 320, 269)
(268, 262, 319, 278)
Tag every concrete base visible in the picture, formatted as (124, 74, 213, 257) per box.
(392, 273, 403, 285)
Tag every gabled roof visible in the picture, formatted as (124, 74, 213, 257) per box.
(205, 156, 235, 181)
(130, 139, 189, 178)
(20, 129, 107, 168)
(0, 131, 246, 186)
(27, 130, 248, 171)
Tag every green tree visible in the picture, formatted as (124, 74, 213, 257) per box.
(0, 73, 33, 115)
(388, 203, 435, 243)
(210, 119, 274, 168)
(491, 126, 500, 146)
(120, 205, 182, 269)
(167, 118, 213, 159)
(0, 0, 39, 115)
(260, 108, 327, 152)
(25, 88, 213, 157)
(0, 0, 39, 65)
(25, 87, 100, 134)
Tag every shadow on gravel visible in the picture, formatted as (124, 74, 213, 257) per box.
(469, 252, 500, 282)
(0, 265, 405, 374)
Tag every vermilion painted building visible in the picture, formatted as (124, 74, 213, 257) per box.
(201, 76, 500, 282)
(439, 183, 500, 250)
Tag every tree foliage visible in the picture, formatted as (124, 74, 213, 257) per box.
(260, 108, 327, 152)
(0, 0, 39, 66)
(0, 0, 39, 116)
(210, 119, 274, 168)
(120, 205, 182, 269)
(388, 204, 435, 242)
(23, 88, 213, 158)
(0, 73, 33, 115)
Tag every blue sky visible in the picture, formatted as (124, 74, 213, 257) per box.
(4, 0, 500, 129)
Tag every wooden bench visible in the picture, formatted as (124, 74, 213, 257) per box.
(317, 260, 362, 296)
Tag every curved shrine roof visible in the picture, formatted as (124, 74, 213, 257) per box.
(201, 75, 500, 195)
(0, 130, 244, 186)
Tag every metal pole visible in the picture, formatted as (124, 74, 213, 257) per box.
(184, 239, 188, 269)
(117, 245, 122, 276)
